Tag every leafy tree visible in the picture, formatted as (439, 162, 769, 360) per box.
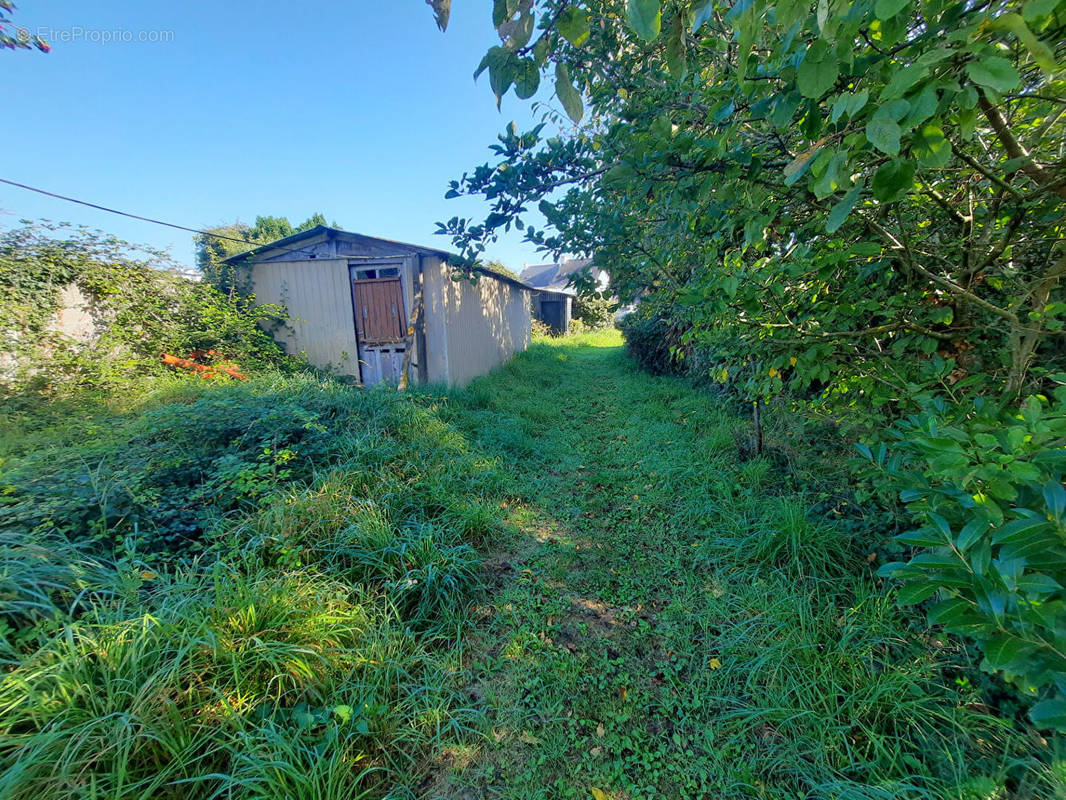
(195, 213, 333, 294)
(431, 0, 1066, 729)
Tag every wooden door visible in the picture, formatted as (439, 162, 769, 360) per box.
(352, 278, 405, 342)
(359, 345, 407, 386)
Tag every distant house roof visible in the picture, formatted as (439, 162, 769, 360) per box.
(519, 259, 594, 292)
(222, 225, 534, 292)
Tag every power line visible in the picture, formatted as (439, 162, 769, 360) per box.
(0, 176, 323, 259)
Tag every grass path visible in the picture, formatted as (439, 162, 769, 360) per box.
(429, 332, 1050, 800)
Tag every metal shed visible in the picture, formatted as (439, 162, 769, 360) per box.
(531, 288, 574, 334)
(520, 258, 608, 333)
(224, 226, 533, 386)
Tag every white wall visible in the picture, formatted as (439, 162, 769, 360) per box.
(422, 257, 531, 386)
(250, 258, 361, 376)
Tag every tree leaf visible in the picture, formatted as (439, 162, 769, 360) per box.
(992, 13, 1057, 74)
(474, 45, 505, 80)
(992, 516, 1049, 545)
(866, 116, 901, 155)
(784, 139, 825, 185)
(1044, 481, 1066, 521)
(797, 41, 839, 99)
(955, 519, 989, 551)
(666, 12, 688, 80)
(1023, 0, 1059, 21)
(1030, 697, 1066, 731)
(558, 6, 591, 47)
(426, 0, 452, 31)
(874, 0, 909, 19)
(982, 634, 1032, 670)
(827, 183, 863, 233)
(489, 51, 519, 105)
(691, 0, 715, 33)
(626, 0, 662, 40)
(927, 597, 979, 628)
(499, 8, 535, 50)
(880, 63, 929, 100)
(812, 149, 848, 199)
(897, 581, 939, 605)
(872, 159, 915, 202)
(966, 57, 1021, 93)
(514, 58, 540, 99)
(492, 0, 520, 27)
(913, 124, 952, 167)
(555, 62, 584, 123)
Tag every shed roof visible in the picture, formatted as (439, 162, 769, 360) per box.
(221, 225, 451, 264)
(223, 225, 534, 292)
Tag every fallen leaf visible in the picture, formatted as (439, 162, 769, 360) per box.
(518, 731, 542, 745)
(619, 686, 628, 701)
(591, 789, 608, 800)
(595, 722, 605, 738)
(708, 657, 723, 670)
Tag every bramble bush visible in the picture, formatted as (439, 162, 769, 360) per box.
(0, 221, 295, 395)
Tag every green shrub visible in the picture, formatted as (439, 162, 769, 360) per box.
(0, 222, 296, 395)
(2, 377, 334, 552)
(866, 390, 1066, 731)
(531, 316, 553, 338)
(617, 304, 688, 376)
(572, 292, 616, 330)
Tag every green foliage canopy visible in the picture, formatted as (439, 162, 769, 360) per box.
(195, 213, 332, 294)
(441, 0, 1065, 407)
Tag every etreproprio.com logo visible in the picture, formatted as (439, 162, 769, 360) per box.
(18, 26, 175, 45)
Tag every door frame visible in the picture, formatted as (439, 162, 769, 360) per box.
(347, 259, 409, 384)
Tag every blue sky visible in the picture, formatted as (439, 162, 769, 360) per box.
(1, 1, 560, 270)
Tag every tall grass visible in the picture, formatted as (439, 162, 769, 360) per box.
(0, 371, 502, 798)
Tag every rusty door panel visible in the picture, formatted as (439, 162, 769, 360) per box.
(352, 278, 405, 342)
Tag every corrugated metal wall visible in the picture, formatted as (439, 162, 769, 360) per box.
(250, 258, 361, 377)
(422, 257, 532, 386)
